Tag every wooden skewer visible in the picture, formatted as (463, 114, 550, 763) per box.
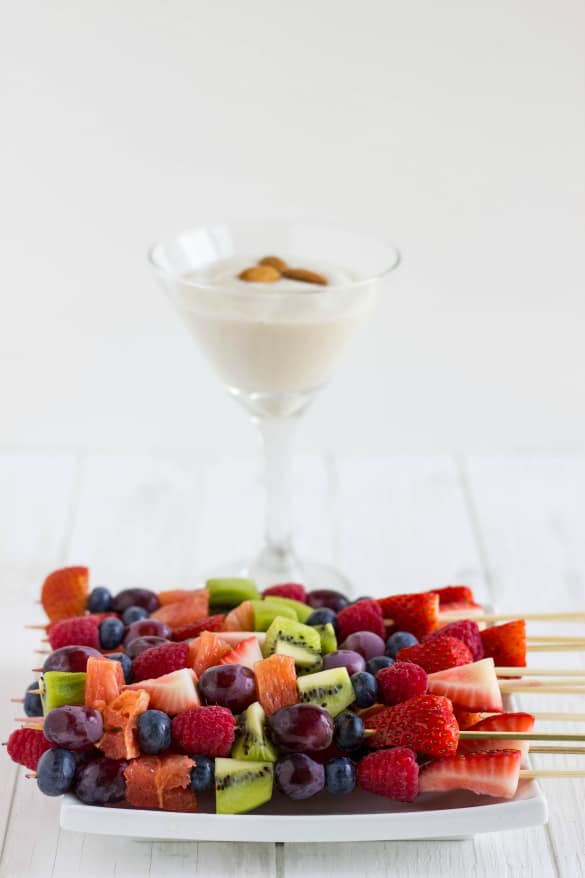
(496, 668, 585, 677)
(25, 772, 37, 780)
(528, 746, 585, 755)
(24, 625, 46, 631)
(459, 730, 585, 742)
(10, 698, 24, 704)
(27, 689, 41, 696)
(531, 713, 585, 722)
(526, 636, 585, 644)
(520, 769, 585, 779)
(498, 684, 585, 695)
(14, 717, 43, 723)
(438, 610, 585, 623)
(526, 645, 585, 653)
(499, 679, 585, 688)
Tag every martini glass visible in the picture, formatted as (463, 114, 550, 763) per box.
(148, 220, 400, 592)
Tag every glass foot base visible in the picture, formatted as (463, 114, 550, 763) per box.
(201, 556, 354, 596)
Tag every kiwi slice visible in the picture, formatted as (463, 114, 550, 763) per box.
(297, 667, 355, 717)
(261, 596, 313, 624)
(274, 640, 322, 674)
(206, 578, 259, 609)
(264, 616, 321, 658)
(314, 622, 337, 655)
(232, 701, 278, 763)
(40, 671, 86, 714)
(215, 758, 273, 814)
(250, 600, 297, 631)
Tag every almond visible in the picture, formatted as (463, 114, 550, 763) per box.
(239, 265, 281, 283)
(282, 267, 328, 286)
(259, 255, 288, 272)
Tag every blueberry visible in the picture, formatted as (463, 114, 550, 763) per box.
(333, 712, 364, 752)
(99, 617, 125, 650)
(137, 709, 171, 755)
(366, 656, 395, 675)
(37, 748, 77, 796)
(306, 608, 337, 629)
(325, 756, 356, 794)
(386, 631, 418, 658)
(107, 652, 133, 684)
(350, 671, 379, 708)
(122, 605, 149, 625)
(88, 586, 113, 614)
(24, 681, 43, 717)
(189, 755, 214, 792)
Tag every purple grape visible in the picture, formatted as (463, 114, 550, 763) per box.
(74, 757, 127, 805)
(42, 645, 103, 674)
(123, 619, 171, 647)
(199, 664, 257, 714)
(341, 631, 386, 661)
(112, 588, 160, 614)
(275, 753, 325, 799)
(268, 704, 333, 752)
(43, 706, 104, 750)
(307, 589, 350, 613)
(125, 635, 169, 660)
(322, 649, 366, 676)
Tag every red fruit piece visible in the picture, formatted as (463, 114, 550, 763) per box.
(397, 635, 473, 674)
(428, 585, 475, 606)
(255, 653, 298, 717)
(192, 631, 233, 677)
(426, 657, 503, 712)
(357, 747, 419, 802)
(125, 668, 200, 715)
(377, 593, 439, 641)
(151, 591, 210, 630)
(124, 754, 197, 811)
(171, 705, 235, 757)
(263, 583, 307, 603)
(132, 642, 190, 682)
(171, 615, 226, 641)
(424, 619, 484, 662)
(481, 620, 526, 667)
(99, 689, 150, 760)
(458, 712, 535, 759)
(6, 727, 55, 771)
(85, 656, 124, 711)
(41, 566, 89, 622)
(376, 661, 428, 706)
(366, 694, 459, 757)
(336, 600, 386, 642)
(48, 615, 100, 651)
(219, 636, 263, 670)
(158, 589, 198, 606)
(418, 749, 522, 799)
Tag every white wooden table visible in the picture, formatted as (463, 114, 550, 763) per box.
(1, 450, 584, 877)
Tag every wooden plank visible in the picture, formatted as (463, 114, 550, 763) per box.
(464, 453, 585, 878)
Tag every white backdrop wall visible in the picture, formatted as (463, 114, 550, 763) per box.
(1, 0, 583, 456)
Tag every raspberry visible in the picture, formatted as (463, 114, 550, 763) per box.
(424, 619, 484, 662)
(357, 747, 419, 802)
(171, 706, 235, 757)
(6, 727, 56, 771)
(263, 583, 307, 603)
(377, 661, 428, 706)
(397, 635, 473, 673)
(41, 566, 89, 622)
(132, 642, 190, 682)
(337, 599, 386, 642)
(48, 615, 100, 651)
(170, 615, 226, 641)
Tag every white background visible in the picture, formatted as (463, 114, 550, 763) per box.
(1, 0, 583, 457)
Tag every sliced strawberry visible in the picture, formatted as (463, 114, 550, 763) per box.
(378, 592, 439, 640)
(192, 631, 233, 676)
(41, 566, 89, 622)
(426, 658, 503, 712)
(397, 635, 473, 673)
(418, 749, 522, 799)
(458, 712, 535, 759)
(366, 694, 459, 757)
(219, 636, 263, 669)
(171, 615, 226, 641)
(125, 668, 200, 715)
(481, 620, 526, 667)
(429, 586, 475, 606)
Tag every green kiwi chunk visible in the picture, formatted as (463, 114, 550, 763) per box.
(261, 595, 313, 623)
(206, 578, 259, 609)
(250, 600, 297, 631)
(314, 622, 337, 655)
(274, 640, 323, 674)
(40, 671, 86, 714)
(232, 701, 278, 762)
(296, 667, 355, 717)
(263, 616, 321, 658)
(215, 758, 273, 814)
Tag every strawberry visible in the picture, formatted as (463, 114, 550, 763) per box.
(171, 615, 226, 641)
(124, 754, 197, 811)
(219, 636, 263, 670)
(428, 586, 475, 606)
(457, 712, 535, 759)
(357, 747, 419, 802)
(418, 749, 522, 799)
(6, 727, 55, 771)
(263, 583, 307, 603)
(424, 619, 484, 662)
(41, 566, 89, 622)
(439, 601, 484, 617)
(132, 642, 190, 682)
(426, 658, 503, 712)
(336, 599, 386, 642)
(377, 592, 439, 640)
(151, 591, 209, 630)
(125, 668, 200, 715)
(171, 705, 235, 757)
(47, 615, 100, 651)
(397, 635, 473, 673)
(366, 694, 459, 757)
(376, 661, 428, 706)
(481, 620, 526, 667)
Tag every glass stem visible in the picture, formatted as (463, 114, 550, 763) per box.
(254, 415, 298, 557)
